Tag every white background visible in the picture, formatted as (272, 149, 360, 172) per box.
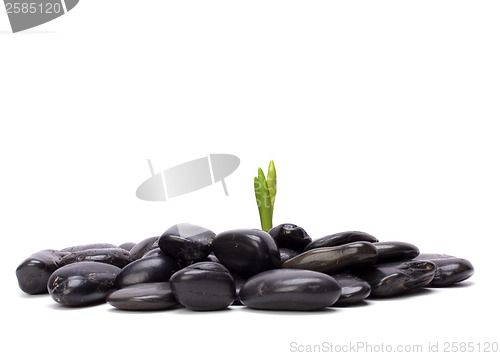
(1, 1, 499, 355)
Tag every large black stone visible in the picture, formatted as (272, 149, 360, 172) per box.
(373, 241, 420, 263)
(304, 231, 378, 251)
(268, 223, 312, 252)
(331, 274, 371, 305)
(212, 229, 281, 277)
(159, 223, 216, 263)
(47, 261, 121, 307)
(170, 262, 236, 311)
(116, 254, 181, 288)
(239, 269, 341, 311)
(353, 260, 436, 297)
(414, 254, 474, 286)
(59, 248, 133, 268)
(16, 249, 68, 295)
(282, 242, 378, 274)
(107, 283, 179, 311)
(129, 236, 160, 260)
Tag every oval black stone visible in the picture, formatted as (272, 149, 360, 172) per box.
(61, 243, 117, 253)
(16, 249, 68, 295)
(279, 248, 299, 264)
(116, 255, 181, 288)
(159, 223, 216, 263)
(47, 261, 121, 307)
(268, 223, 312, 252)
(353, 260, 436, 297)
(170, 262, 236, 311)
(414, 254, 474, 286)
(129, 236, 160, 260)
(304, 231, 378, 251)
(59, 248, 133, 268)
(239, 269, 341, 311)
(107, 283, 179, 311)
(282, 242, 378, 274)
(212, 229, 281, 277)
(331, 274, 371, 305)
(373, 241, 420, 263)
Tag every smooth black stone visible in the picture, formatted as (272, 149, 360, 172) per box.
(129, 236, 160, 260)
(212, 229, 281, 277)
(47, 261, 121, 307)
(59, 248, 133, 268)
(331, 274, 371, 305)
(61, 243, 117, 253)
(304, 231, 378, 251)
(119, 242, 136, 251)
(239, 269, 341, 311)
(373, 241, 420, 263)
(116, 254, 181, 288)
(106, 282, 179, 311)
(16, 249, 68, 295)
(282, 242, 378, 274)
(268, 223, 312, 252)
(170, 262, 236, 311)
(159, 223, 216, 263)
(353, 260, 436, 297)
(143, 248, 164, 258)
(279, 248, 299, 264)
(414, 254, 474, 286)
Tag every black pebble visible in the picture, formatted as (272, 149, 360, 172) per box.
(159, 223, 216, 263)
(373, 241, 420, 263)
(59, 248, 133, 268)
(116, 254, 181, 288)
(170, 262, 236, 311)
(107, 282, 179, 311)
(279, 248, 299, 264)
(268, 223, 312, 252)
(129, 236, 160, 260)
(61, 243, 117, 253)
(331, 274, 371, 305)
(119, 242, 136, 251)
(304, 231, 378, 251)
(413, 254, 474, 286)
(47, 261, 121, 307)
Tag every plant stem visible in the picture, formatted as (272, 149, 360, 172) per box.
(255, 168, 273, 231)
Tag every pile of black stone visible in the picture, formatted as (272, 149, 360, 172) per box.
(15, 223, 474, 311)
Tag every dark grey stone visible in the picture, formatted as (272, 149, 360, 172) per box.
(414, 254, 474, 286)
(107, 282, 179, 311)
(305, 231, 378, 251)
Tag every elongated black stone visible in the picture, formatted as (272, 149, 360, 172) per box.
(353, 260, 436, 297)
(282, 242, 378, 274)
(240, 269, 341, 311)
(212, 229, 281, 277)
(268, 223, 312, 252)
(116, 254, 181, 288)
(61, 243, 117, 253)
(107, 283, 179, 311)
(331, 274, 371, 305)
(47, 262, 121, 306)
(159, 223, 216, 263)
(414, 254, 474, 286)
(129, 236, 160, 260)
(170, 262, 236, 311)
(304, 231, 378, 251)
(373, 241, 419, 263)
(16, 249, 68, 294)
(59, 248, 133, 268)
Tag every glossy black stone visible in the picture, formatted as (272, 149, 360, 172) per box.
(212, 229, 281, 277)
(47, 261, 121, 307)
(159, 223, 216, 263)
(239, 269, 341, 311)
(331, 274, 371, 305)
(16, 249, 68, 294)
(170, 262, 236, 311)
(353, 260, 436, 297)
(61, 243, 117, 253)
(279, 248, 299, 264)
(107, 283, 179, 311)
(119, 242, 136, 251)
(282, 242, 378, 274)
(116, 254, 181, 288)
(129, 236, 160, 260)
(304, 231, 378, 251)
(268, 223, 312, 252)
(59, 248, 132, 268)
(373, 241, 420, 263)
(414, 254, 474, 286)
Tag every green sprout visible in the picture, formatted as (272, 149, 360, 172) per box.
(254, 160, 276, 231)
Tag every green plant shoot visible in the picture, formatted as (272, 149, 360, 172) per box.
(254, 160, 276, 231)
